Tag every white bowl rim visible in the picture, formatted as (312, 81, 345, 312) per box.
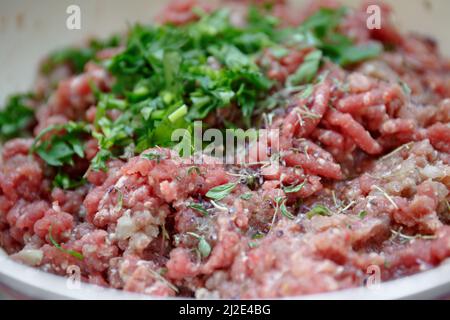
(1, 254, 450, 300)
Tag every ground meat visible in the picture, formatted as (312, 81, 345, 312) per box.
(0, 0, 449, 299)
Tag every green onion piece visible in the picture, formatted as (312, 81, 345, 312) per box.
(168, 104, 188, 123)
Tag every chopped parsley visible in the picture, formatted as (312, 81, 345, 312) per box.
(53, 172, 86, 190)
(31, 122, 90, 167)
(0, 93, 35, 141)
(41, 35, 121, 75)
(296, 8, 382, 67)
(19, 5, 381, 174)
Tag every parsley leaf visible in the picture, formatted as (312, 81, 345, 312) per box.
(53, 172, 86, 190)
(288, 50, 323, 85)
(0, 93, 35, 140)
(31, 122, 90, 167)
(41, 35, 121, 74)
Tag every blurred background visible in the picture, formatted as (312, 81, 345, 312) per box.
(0, 0, 450, 102)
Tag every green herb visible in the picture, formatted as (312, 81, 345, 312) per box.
(48, 225, 84, 260)
(283, 181, 306, 194)
(42, 47, 93, 75)
(188, 203, 209, 216)
(399, 81, 412, 95)
(306, 204, 332, 219)
(272, 196, 295, 221)
(298, 84, 314, 99)
(187, 232, 211, 258)
(336, 43, 382, 66)
(99, 9, 273, 159)
(198, 237, 212, 258)
(187, 166, 201, 176)
(240, 193, 253, 200)
(31, 122, 90, 167)
(141, 150, 166, 163)
(280, 201, 295, 220)
(252, 231, 265, 239)
(206, 183, 237, 201)
(22, 5, 381, 173)
(274, 196, 284, 204)
(0, 93, 35, 140)
(90, 149, 112, 172)
(248, 241, 259, 248)
(288, 50, 322, 85)
(53, 172, 86, 190)
(295, 8, 381, 67)
(358, 210, 368, 219)
(41, 35, 120, 74)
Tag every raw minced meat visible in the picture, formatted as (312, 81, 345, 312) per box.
(0, 0, 449, 298)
